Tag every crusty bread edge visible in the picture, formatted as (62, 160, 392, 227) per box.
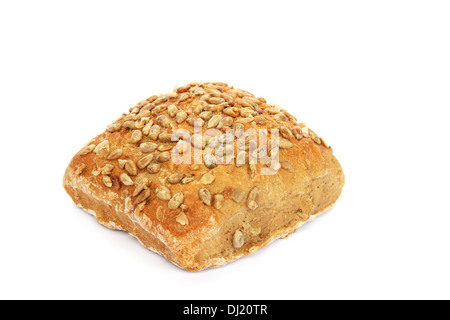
(72, 192, 338, 272)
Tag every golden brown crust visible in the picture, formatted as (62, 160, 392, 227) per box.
(63, 81, 345, 271)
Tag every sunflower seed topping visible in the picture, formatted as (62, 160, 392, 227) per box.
(93, 140, 110, 158)
(103, 175, 113, 188)
(149, 125, 161, 140)
(156, 151, 171, 163)
(107, 149, 123, 160)
(168, 104, 178, 117)
(213, 194, 224, 210)
(156, 186, 171, 201)
(168, 192, 184, 210)
(119, 173, 134, 186)
(175, 212, 189, 226)
(137, 154, 154, 169)
(80, 144, 95, 155)
(207, 115, 222, 128)
(131, 129, 143, 143)
(175, 110, 188, 123)
(247, 187, 259, 210)
(233, 230, 244, 249)
(168, 172, 185, 184)
(125, 160, 138, 176)
(140, 142, 158, 153)
(200, 171, 216, 185)
(199, 188, 212, 206)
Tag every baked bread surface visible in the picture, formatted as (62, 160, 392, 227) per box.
(63, 82, 345, 271)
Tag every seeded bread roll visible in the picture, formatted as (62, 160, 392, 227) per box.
(63, 82, 345, 271)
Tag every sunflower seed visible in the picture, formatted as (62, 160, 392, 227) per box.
(175, 110, 188, 123)
(199, 111, 213, 121)
(134, 201, 146, 217)
(153, 96, 168, 105)
(310, 132, 322, 144)
(236, 98, 254, 108)
(159, 133, 174, 143)
(207, 115, 222, 128)
(137, 154, 154, 169)
(103, 175, 113, 188)
(208, 88, 222, 97)
(175, 212, 189, 226)
(301, 127, 309, 138)
(123, 121, 136, 129)
(93, 140, 110, 158)
(168, 192, 184, 210)
(149, 125, 161, 140)
(247, 187, 259, 210)
(186, 117, 204, 127)
(107, 149, 123, 160)
(134, 188, 151, 204)
(206, 136, 220, 149)
(101, 164, 114, 175)
(147, 163, 161, 174)
(200, 94, 211, 102)
(181, 174, 195, 184)
(280, 160, 294, 172)
(156, 151, 171, 163)
(80, 144, 95, 155)
(166, 104, 177, 118)
(292, 126, 303, 140)
(125, 160, 138, 176)
(140, 142, 158, 153)
(209, 97, 225, 105)
(176, 84, 191, 93)
(223, 107, 239, 117)
(191, 134, 206, 149)
(217, 116, 233, 129)
(131, 129, 143, 143)
(199, 188, 212, 206)
(106, 123, 121, 133)
(233, 230, 244, 249)
(133, 176, 150, 196)
(235, 117, 253, 124)
(168, 172, 185, 184)
(222, 93, 233, 102)
(200, 171, 216, 185)
(274, 113, 288, 122)
(156, 115, 171, 128)
(118, 159, 127, 169)
(75, 164, 86, 175)
(239, 107, 255, 118)
(178, 93, 190, 102)
(174, 140, 189, 153)
(134, 118, 148, 129)
(213, 194, 224, 210)
(119, 173, 134, 186)
(280, 127, 294, 140)
(156, 186, 171, 201)
(278, 138, 294, 149)
(142, 120, 154, 136)
(204, 153, 217, 169)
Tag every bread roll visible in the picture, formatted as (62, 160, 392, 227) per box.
(63, 82, 345, 271)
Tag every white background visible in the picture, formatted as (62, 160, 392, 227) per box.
(1, 0, 449, 300)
